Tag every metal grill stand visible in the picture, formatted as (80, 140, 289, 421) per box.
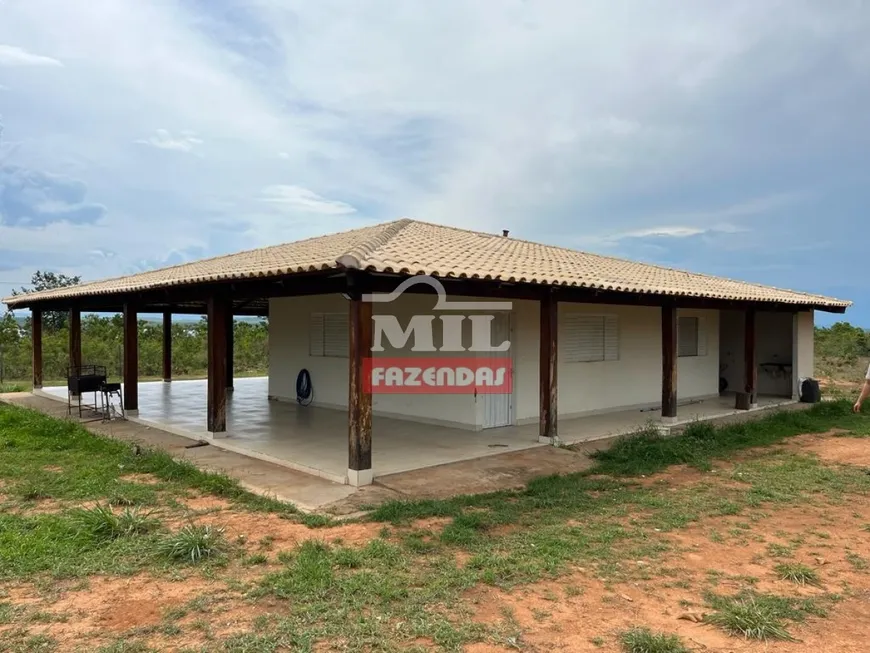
(66, 365, 107, 420)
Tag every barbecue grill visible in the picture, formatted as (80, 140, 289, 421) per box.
(67, 365, 106, 418)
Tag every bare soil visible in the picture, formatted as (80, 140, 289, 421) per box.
(785, 429, 870, 466)
(4, 431, 870, 651)
(464, 432, 870, 652)
(467, 498, 870, 652)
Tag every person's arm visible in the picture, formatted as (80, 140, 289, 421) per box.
(855, 365, 870, 413)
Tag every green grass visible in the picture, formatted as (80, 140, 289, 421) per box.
(71, 504, 158, 541)
(846, 552, 868, 571)
(774, 562, 821, 586)
(1, 398, 868, 650)
(157, 524, 228, 563)
(0, 401, 296, 514)
(0, 402, 298, 580)
(704, 590, 832, 641)
(0, 511, 168, 579)
(619, 628, 689, 653)
(256, 538, 486, 650)
(589, 400, 868, 476)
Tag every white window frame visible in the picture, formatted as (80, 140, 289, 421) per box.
(309, 312, 348, 358)
(678, 315, 707, 358)
(562, 314, 619, 363)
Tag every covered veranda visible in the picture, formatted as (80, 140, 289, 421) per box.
(3, 220, 849, 486)
(38, 377, 792, 483)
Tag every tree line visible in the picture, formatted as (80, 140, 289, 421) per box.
(814, 322, 870, 362)
(1, 271, 268, 384)
(0, 313, 268, 384)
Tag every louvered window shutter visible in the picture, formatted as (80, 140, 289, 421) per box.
(309, 313, 325, 356)
(678, 316, 700, 357)
(563, 314, 619, 363)
(323, 313, 349, 357)
(604, 315, 619, 361)
(697, 317, 707, 357)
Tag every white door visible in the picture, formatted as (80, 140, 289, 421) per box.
(482, 312, 513, 429)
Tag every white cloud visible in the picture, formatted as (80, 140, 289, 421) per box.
(591, 223, 747, 245)
(136, 129, 203, 152)
(260, 185, 356, 215)
(619, 226, 707, 239)
(657, 193, 807, 224)
(0, 44, 62, 67)
(0, 0, 867, 302)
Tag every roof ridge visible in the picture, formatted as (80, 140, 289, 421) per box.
(396, 218, 848, 304)
(336, 218, 414, 269)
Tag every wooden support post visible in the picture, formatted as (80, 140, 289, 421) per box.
(661, 305, 678, 420)
(162, 310, 172, 382)
(69, 307, 82, 372)
(207, 295, 229, 434)
(32, 309, 43, 389)
(539, 290, 558, 443)
(348, 293, 373, 486)
(740, 308, 758, 409)
(225, 308, 234, 391)
(123, 303, 138, 412)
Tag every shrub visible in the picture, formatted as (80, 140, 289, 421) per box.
(158, 524, 227, 563)
(619, 628, 689, 653)
(774, 562, 821, 586)
(704, 596, 796, 641)
(71, 505, 156, 541)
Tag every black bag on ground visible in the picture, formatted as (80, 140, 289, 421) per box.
(800, 378, 821, 403)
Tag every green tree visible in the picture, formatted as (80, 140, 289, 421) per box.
(0, 312, 24, 383)
(815, 322, 870, 361)
(11, 271, 82, 331)
(0, 311, 269, 384)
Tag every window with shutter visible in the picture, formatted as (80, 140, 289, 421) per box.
(309, 313, 325, 356)
(323, 313, 348, 357)
(309, 312, 349, 358)
(563, 314, 619, 363)
(678, 316, 707, 357)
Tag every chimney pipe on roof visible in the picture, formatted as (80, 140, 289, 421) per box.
(502, 229, 510, 237)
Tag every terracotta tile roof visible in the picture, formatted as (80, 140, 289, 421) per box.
(3, 219, 851, 309)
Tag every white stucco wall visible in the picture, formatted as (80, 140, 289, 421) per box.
(513, 304, 719, 422)
(676, 308, 721, 403)
(269, 293, 499, 429)
(269, 295, 722, 429)
(795, 310, 815, 383)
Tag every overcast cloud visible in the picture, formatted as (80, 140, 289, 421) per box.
(0, 0, 868, 324)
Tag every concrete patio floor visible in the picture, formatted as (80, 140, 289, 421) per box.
(39, 377, 794, 485)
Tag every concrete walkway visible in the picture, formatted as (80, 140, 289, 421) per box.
(0, 392, 610, 514)
(375, 445, 599, 499)
(0, 393, 358, 512)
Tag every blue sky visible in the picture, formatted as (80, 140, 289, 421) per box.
(0, 0, 868, 326)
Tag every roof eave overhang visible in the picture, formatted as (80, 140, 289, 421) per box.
(2, 269, 851, 314)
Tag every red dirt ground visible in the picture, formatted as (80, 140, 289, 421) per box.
(4, 431, 870, 651)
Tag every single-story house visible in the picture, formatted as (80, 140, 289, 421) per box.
(2, 219, 851, 485)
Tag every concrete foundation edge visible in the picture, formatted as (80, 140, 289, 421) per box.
(347, 468, 374, 487)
